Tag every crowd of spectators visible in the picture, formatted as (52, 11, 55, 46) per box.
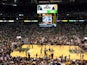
(0, 23, 87, 65)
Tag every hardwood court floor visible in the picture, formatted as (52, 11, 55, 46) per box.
(10, 44, 87, 60)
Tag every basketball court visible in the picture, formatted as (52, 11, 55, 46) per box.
(10, 44, 87, 60)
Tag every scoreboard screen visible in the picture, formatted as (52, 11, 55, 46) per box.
(39, 14, 56, 27)
(42, 14, 52, 24)
(37, 4, 58, 14)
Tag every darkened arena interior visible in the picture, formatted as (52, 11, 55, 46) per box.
(0, 0, 87, 65)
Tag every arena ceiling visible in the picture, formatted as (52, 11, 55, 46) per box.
(0, 0, 87, 6)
